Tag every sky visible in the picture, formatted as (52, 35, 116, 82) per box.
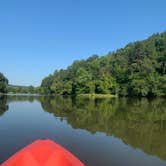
(0, 0, 166, 86)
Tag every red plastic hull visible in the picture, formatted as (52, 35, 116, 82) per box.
(1, 139, 85, 166)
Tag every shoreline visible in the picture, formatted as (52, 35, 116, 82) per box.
(77, 94, 117, 98)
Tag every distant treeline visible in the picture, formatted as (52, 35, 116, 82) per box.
(41, 32, 166, 97)
(7, 85, 37, 94)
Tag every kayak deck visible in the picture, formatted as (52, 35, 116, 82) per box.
(1, 139, 84, 166)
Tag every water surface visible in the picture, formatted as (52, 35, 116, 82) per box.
(0, 95, 166, 166)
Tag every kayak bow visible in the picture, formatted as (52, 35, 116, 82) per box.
(1, 139, 85, 166)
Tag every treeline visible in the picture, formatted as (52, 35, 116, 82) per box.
(41, 32, 166, 97)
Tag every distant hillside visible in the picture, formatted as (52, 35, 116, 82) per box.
(8, 84, 30, 88)
(8, 84, 36, 94)
(41, 31, 166, 97)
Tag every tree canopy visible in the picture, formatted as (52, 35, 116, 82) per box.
(41, 32, 166, 97)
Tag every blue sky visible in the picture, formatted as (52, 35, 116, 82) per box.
(0, 0, 165, 86)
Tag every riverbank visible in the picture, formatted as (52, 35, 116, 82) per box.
(77, 94, 117, 98)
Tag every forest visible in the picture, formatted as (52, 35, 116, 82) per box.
(0, 31, 166, 97)
(40, 32, 166, 97)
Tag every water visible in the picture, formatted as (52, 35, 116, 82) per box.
(0, 95, 166, 166)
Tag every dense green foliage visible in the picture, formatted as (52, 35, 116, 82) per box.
(41, 32, 166, 97)
(0, 73, 8, 93)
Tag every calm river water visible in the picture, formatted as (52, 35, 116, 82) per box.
(0, 95, 166, 166)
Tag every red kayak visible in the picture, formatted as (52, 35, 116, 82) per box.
(1, 139, 85, 166)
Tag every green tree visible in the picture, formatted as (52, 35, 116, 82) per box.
(0, 73, 8, 93)
(74, 68, 93, 94)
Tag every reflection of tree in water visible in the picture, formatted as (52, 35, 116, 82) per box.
(6, 95, 38, 103)
(0, 95, 9, 116)
(0, 95, 42, 116)
(40, 96, 166, 160)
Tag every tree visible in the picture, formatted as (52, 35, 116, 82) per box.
(74, 68, 93, 94)
(41, 74, 54, 94)
(0, 73, 8, 93)
(28, 86, 35, 94)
